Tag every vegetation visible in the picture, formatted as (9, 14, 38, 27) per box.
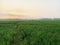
(0, 20, 60, 45)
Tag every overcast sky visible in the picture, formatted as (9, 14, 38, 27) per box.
(0, 0, 60, 19)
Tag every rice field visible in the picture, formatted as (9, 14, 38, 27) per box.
(0, 20, 60, 45)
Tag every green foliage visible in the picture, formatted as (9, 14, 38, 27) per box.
(0, 20, 60, 45)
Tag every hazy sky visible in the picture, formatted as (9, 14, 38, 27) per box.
(0, 0, 60, 19)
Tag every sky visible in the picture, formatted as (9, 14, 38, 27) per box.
(0, 0, 60, 19)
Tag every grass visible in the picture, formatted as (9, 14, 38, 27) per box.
(0, 20, 60, 45)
